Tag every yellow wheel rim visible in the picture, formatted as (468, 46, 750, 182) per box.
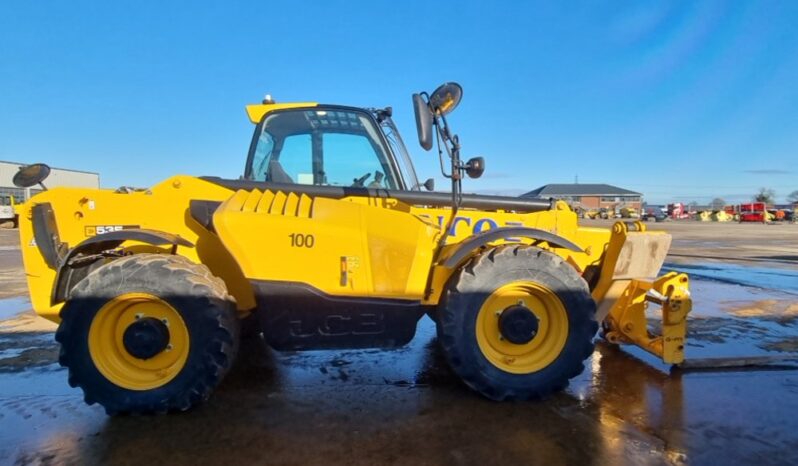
(88, 293, 190, 391)
(476, 281, 569, 374)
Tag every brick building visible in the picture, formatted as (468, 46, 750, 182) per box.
(521, 184, 642, 211)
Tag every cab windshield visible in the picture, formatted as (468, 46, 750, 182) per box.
(246, 108, 400, 190)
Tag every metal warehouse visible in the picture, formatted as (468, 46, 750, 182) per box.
(0, 160, 100, 202)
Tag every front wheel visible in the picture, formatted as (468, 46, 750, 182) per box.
(56, 254, 239, 415)
(437, 245, 597, 400)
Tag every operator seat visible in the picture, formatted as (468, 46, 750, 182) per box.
(268, 160, 294, 184)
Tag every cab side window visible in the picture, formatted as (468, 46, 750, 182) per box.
(278, 135, 313, 184)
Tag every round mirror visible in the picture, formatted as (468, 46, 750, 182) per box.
(13, 163, 51, 188)
(428, 82, 463, 116)
(465, 157, 485, 179)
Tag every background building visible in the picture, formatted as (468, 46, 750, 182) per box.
(521, 183, 642, 211)
(0, 161, 100, 202)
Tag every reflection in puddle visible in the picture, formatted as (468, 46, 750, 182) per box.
(0, 296, 31, 320)
(665, 262, 798, 294)
(0, 275, 797, 464)
(645, 278, 798, 360)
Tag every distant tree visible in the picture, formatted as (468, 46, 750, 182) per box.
(788, 190, 798, 203)
(710, 197, 725, 210)
(754, 187, 776, 205)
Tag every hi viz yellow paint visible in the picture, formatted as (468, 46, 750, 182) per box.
(476, 281, 569, 374)
(88, 293, 189, 390)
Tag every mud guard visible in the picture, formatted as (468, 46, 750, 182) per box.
(31, 203, 67, 269)
(440, 227, 583, 268)
(51, 229, 194, 304)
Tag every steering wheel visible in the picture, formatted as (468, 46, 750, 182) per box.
(352, 172, 371, 187)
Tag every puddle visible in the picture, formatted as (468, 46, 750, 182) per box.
(0, 271, 796, 464)
(686, 278, 797, 319)
(682, 317, 797, 360)
(268, 315, 444, 390)
(640, 277, 798, 361)
(0, 296, 797, 464)
(0, 330, 59, 372)
(0, 296, 31, 320)
(665, 262, 798, 294)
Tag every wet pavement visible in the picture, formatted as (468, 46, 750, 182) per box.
(1, 227, 798, 465)
(665, 262, 798, 295)
(0, 246, 26, 300)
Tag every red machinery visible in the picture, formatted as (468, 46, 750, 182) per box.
(667, 203, 690, 220)
(739, 202, 767, 222)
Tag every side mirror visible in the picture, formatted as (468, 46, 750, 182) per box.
(465, 157, 484, 179)
(429, 82, 463, 116)
(423, 178, 435, 191)
(13, 163, 51, 189)
(413, 93, 433, 151)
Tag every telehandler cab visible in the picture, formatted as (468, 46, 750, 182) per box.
(15, 83, 691, 414)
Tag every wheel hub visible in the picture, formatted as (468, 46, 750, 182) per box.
(123, 317, 171, 360)
(498, 305, 539, 344)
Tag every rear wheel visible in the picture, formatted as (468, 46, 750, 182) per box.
(56, 254, 239, 414)
(438, 245, 597, 400)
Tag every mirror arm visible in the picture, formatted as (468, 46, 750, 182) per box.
(438, 113, 455, 145)
(438, 131, 464, 252)
(436, 115, 464, 204)
(434, 118, 452, 179)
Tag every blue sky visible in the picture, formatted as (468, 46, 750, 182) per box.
(1, 1, 796, 204)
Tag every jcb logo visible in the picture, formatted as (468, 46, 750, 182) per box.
(85, 225, 139, 236)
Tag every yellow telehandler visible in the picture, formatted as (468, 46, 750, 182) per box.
(14, 83, 691, 414)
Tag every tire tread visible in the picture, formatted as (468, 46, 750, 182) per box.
(438, 245, 598, 401)
(55, 253, 239, 415)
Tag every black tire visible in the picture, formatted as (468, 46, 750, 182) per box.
(56, 254, 240, 415)
(438, 245, 598, 401)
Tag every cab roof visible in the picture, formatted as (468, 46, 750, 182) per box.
(245, 102, 318, 124)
